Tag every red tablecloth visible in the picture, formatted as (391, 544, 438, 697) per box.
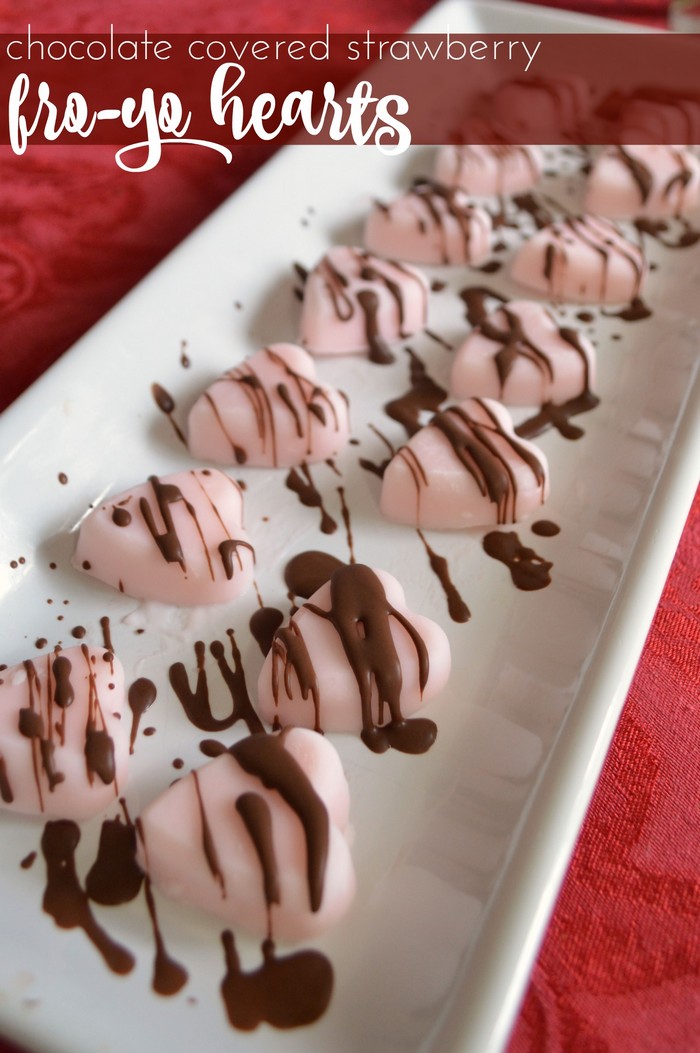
(1, 2, 698, 1052)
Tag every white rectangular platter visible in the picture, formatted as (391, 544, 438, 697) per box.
(1, 4, 699, 1053)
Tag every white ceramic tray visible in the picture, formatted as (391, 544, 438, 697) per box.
(1, 4, 699, 1053)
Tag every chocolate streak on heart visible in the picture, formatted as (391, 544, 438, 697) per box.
(356, 289, 394, 364)
(169, 633, 264, 735)
(398, 179, 491, 264)
(231, 734, 329, 913)
(0, 755, 13, 803)
(301, 564, 437, 754)
(219, 538, 255, 581)
(416, 530, 470, 623)
(192, 769, 226, 894)
(41, 820, 135, 975)
(483, 531, 553, 591)
(271, 623, 321, 731)
(385, 348, 447, 438)
(236, 793, 280, 910)
(128, 678, 157, 754)
(81, 645, 116, 787)
(285, 463, 337, 534)
(220, 931, 333, 1031)
(151, 383, 187, 445)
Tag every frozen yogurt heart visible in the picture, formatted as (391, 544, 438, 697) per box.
(510, 214, 647, 304)
(0, 645, 128, 820)
(380, 397, 549, 529)
(73, 469, 254, 606)
(187, 344, 350, 468)
(364, 179, 492, 266)
(585, 145, 700, 218)
(596, 89, 700, 149)
(135, 728, 355, 942)
(483, 76, 591, 138)
(257, 563, 450, 755)
(433, 144, 542, 196)
(299, 246, 429, 364)
(451, 297, 597, 407)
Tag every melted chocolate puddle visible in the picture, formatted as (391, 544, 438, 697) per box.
(284, 551, 345, 599)
(220, 931, 333, 1031)
(384, 348, 447, 438)
(151, 383, 187, 445)
(285, 463, 337, 534)
(602, 297, 653, 323)
(416, 530, 470, 623)
(85, 811, 143, 905)
(249, 608, 285, 656)
(41, 820, 135, 975)
(482, 531, 553, 591)
(128, 678, 157, 754)
(532, 519, 560, 537)
(169, 632, 264, 734)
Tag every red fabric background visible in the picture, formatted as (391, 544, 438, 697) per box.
(1, 2, 698, 1053)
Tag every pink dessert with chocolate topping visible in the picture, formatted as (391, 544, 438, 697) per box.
(73, 468, 255, 606)
(483, 76, 591, 138)
(380, 397, 549, 529)
(451, 299, 597, 406)
(433, 144, 543, 196)
(187, 344, 350, 468)
(299, 245, 429, 364)
(510, 215, 647, 303)
(364, 179, 492, 266)
(585, 145, 700, 218)
(257, 563, 450, 755)
(135, 728, 355, 942)
(0, 645, 128, 820)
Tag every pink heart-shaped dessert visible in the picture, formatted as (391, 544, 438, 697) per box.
(510, 214, 647, 304)
(364, 179, 492, 266)
(256, 564, 450, 755)
(187, 343, 350, 468)
(380, 397, 549, 529)
(299, 246, 429, 364)
(434, 144, 543, 196)
(0, 645, 128, 820)
(73, 468, 254, 606)
(451, 299, 597, 406)
(585, 145, 700, 219)
(135, 728, 355, 942)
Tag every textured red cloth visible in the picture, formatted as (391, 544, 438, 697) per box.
(2, 3, 699, 1053)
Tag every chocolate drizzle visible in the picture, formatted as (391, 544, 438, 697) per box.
(285, 463, 337, 534)
(41, 820, 135, 975)
(416, 530, 470, 623)
(219, 538, 255, 581)
(151, 383, 186, 445)
(250, 607, 285, 656)
(385, 348, 447, 438)
(292, 564, 437, 754)
(284, 551, 345, 600)
(236, 792, 280, 909)
(383, 178, 491, 264)
(482, 531, 553, 590)
(139, 475, 211, 578)
(128, 677, 157, 753)
(220, 931, 333, 1031)
(0, 755, 13, 803)
(169, 633, 264, 735)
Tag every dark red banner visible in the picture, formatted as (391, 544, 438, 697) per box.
(2, 32, 700, 167)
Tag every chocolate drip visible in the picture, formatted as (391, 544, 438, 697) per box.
(271, 623, 321, 732)
(337, 487, 355, 564)
(635, 216, 700, 250)
(400, 178, 488, 263)
(284, 551, 345, 599)
(358, 425, 396, 479)
(602, 297, 653, 322)
(459, 285, 508, 329)
(219, 538, 255, 581)
(85, 728, 116, 785)
(231, 734, 329, 912)
(516, 390, 600, 441)
(236, 792, 280, 908)
(532, 519, 561, 537)
(513, 193, 555, 230)
(384, 348, 447, 438)
(112, 507, 132, 527)
(250, 607, 285, 656)
(193, 768, 226, 893)
(128, 677, 157, 754)
(0, 755, 13, 803)
(169, 634, 264, 735)
(416, 530, 470, 623)
(85, 814, 143, 905)
(151, 383, 187, 445)
(41, 820, 135, 975)
(303, 564, 437, 754)
(144, 874, 189, 995)
(21, 851, 36, 869)
(482, 531, 553, 590)
(285, 463, 337, 534)
(139, 476, 213, 580)
(52, 655, 74, 708)
(200, 738, 228, 758)
(356, 289, 394, 364)
(220, 931, 333, 1031)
